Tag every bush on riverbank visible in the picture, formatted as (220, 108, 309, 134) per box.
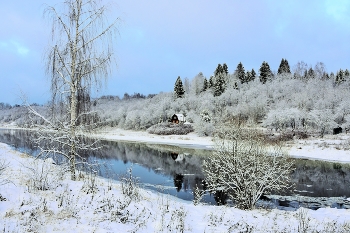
(147, 122, 194, 135)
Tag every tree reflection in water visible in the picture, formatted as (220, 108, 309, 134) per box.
(1, 129, 350, 207)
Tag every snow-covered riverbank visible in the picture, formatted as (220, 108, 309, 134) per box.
(90, 127, 350, 163)
(1, 142, 350, 232)
(2, 124, 350, 163)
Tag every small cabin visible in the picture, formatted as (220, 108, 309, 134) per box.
(171, 114, 186, 124)
(333, 126, 342, 135)
(170, 152, 185, 162)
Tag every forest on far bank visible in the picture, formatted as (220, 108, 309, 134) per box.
(1, 59, 350, 139)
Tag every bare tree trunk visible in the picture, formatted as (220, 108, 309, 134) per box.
(69, 86, 77, 180)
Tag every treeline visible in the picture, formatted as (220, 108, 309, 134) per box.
(92, 59, 350, 137)
(174, 59, 349, 99)
(1, 59, 350, 139)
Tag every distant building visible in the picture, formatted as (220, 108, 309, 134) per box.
(171, 114, 186, 124)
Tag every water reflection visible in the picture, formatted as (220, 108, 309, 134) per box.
(1, 128, 350, 208)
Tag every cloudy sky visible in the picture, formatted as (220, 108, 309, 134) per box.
(0, 0, 349, 105)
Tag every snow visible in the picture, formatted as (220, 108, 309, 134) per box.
(1, 142, 350, 232)
(88, 127, 215, 150)
(88, 127, 350, 163)
(287, 134, 350, 163)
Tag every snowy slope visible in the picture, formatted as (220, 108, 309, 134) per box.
(1, 142, 350, 232)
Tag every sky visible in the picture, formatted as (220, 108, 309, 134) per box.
(0, 0, 349, 105)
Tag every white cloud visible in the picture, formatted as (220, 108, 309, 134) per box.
(325, 0, 350, 21)
(0, 39, 29, 56)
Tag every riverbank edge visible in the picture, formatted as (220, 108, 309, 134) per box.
(1, 125, 350, 163)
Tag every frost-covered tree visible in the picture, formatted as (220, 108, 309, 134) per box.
(208, 76, 214, 89)
(182, 77, 190, 94)
(246, 71, 252, 83)
(335, 69, 346, 85)
(174, 76, 185, 98)
(222, 63, 229, 75)
(250, 68, 256, 82)
(236, 62, 246, 84)
(314, 62, 326, 79)
(203, 125, 294, 210)
(277, 58, 291, 74)
(191, 72, 205, 95)
(30, 0, 120, 180)
(202, 78, 208, 92)
(259, 61, 272, 84)
(293, 61, 308, 80)
(214, 64, 223, 76)
(213, 74, 226, 97)
(307, 67, 315, 79)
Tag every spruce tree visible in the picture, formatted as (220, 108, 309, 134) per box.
(307, 67, 315, 79)
(202, 78, 208, 92)
(251, 69, 256, 81)
(246, 71, 252, 83)
(284, 59, 291, 73)
(277, 58, 285, 74)
(214, 74, 225, 96)
(222, 63, 229, 75)
(174, 76, 185, 98)
(236, 62, 246, 84)
(259, 61, 272, 84)
(278, 58, 291, 74)
(215, 64, 223, 76)
(335, 69, 345, 84)
(208, 76, 214, 89)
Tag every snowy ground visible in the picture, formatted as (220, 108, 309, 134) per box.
(1, 142, 350, 232)
(89, 127, 350, 163)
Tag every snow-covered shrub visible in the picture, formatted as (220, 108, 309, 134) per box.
(23, 159, 64, 192)
(308, 109, 337, 137)
(147, 122, 194, 135)
(0, 159, 9, 201)
(119, 167, 142, 206)
(193, 121, 214, 137)
(203, 124, 294, 210)
(0, 159, 8, 186)
(200, 109, 211, 122)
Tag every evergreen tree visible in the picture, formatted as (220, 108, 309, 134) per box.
(236, 62, 246, 84)
(277, 58, 291, 74)
(307, 67, 315, 79)
(303, 70, 308, 80)
(259, 61, 272, 84)
(214, 74, 225, 96)
(335, 69, 345, 85)
(215, 64, 223, 76)
(208, 76, 214, 89)
(174, 76, 185, 98)
(222, 63, 229, 75)
(322, 72, 329, 80)
(345, 69, 350, 77)
(251, 69, 256, 81)
(246, 71, 252, 83)
(202, 78, 208, 92)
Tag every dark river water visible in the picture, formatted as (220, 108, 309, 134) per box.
(1, 128, 350, 209)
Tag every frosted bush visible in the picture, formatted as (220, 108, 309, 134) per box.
(147, 122, 194, 135)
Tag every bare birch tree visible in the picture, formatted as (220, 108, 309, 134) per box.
(203, 124, 295, 210)
(33, 0, 119, 180)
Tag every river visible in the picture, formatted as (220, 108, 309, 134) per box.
(1, 128, 350, 209)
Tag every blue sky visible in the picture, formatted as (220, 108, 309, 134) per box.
(0, 0, 349, 105)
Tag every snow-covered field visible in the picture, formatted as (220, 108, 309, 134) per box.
(1, 139, 350, 232)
